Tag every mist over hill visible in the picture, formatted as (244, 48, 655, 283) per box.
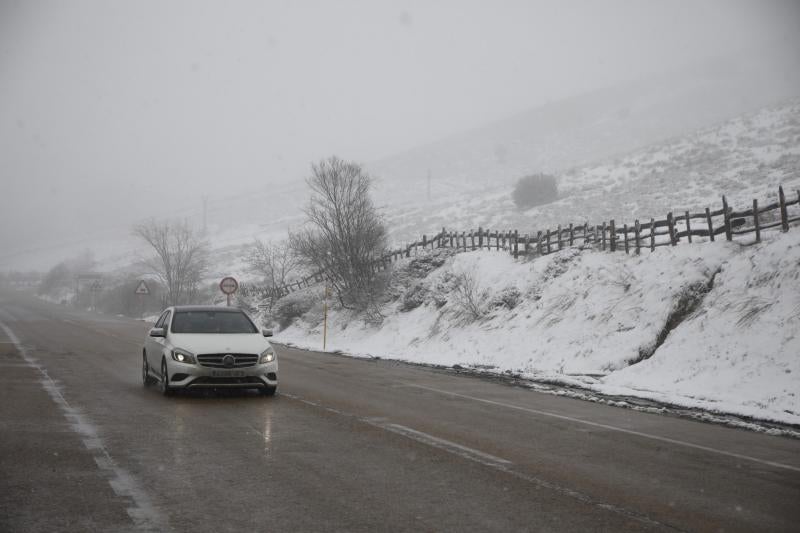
(381, 98, 800, 245)
(5, 45, 798, 273)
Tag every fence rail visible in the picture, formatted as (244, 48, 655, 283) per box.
(246, 185, 800, 301)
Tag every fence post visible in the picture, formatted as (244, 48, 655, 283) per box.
(752, 199, 761, 243)
(649, 218, 655, 251)
(513, 230, 519, 258)
(422, 235, 427, 250)
(623, 224, 629, 254)
(556, 225, 562, 250)
(667, 212, 677, 245)
(705, 207, 715, 242)
(524, 234, 530, 256)
(609, 220, 616, 252)
(779, 186, 789, 232)
(601, 222, 607, 251)
(546, 229, 552, 254)
(722, 196, 732, 241)
(569, 223, 574, 246)
(536, 231, 543, 255)
(634, 220, 641, 255)
(583, 223, 588, 246)
(477, 227, 483, 249)
(685, 211, 692, 243)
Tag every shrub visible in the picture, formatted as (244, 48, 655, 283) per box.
(489, 286, 521, 310)
(452, 269, 488, 321)
(512, 174, 558, 209)
(273, 290, 318, 330)
(401, 283, 430, 312)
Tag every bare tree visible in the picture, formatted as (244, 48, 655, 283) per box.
(291, 156, 387, 309)
(452, 268, 488, 321)
(133, 219, 208, 306)
(243, 239, 299, 309)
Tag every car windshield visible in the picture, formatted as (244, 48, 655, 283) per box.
(170, 311, 258, 334)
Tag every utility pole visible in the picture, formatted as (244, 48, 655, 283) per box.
(202, 195, 208, 236)
(427, 169, 431, 202)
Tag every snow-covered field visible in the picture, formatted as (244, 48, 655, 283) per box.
(278, 229, 800, 426)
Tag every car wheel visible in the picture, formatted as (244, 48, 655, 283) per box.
(142, 353, 153, 386)
(261, 385, 277, 397)
(160, 358, 173, 396)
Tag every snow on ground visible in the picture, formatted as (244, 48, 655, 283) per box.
(278, 230, 800, 426)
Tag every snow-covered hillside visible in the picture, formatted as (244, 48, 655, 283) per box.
(277, 229, 800, 426)
(202, 98, 800, 282)
(384, 99, 800, 244)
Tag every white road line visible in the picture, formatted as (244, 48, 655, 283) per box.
(405, 383, 800, 474)
(374, 422, 512, 467)
(0, 319, 166, 532)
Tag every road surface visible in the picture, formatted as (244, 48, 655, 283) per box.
(1, 290, 798, 532)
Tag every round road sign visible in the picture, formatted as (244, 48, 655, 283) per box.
(219, 276, 239, 295)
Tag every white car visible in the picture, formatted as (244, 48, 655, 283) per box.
(142, 306, 278, 396)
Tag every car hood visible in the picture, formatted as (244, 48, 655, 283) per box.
(168, 333, 270, 355)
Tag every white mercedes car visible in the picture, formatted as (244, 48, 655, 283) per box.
(142, 306, 278, 396)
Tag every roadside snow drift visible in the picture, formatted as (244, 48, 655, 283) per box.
(278, 231, 800, 425)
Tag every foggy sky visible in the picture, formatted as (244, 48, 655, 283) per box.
(1, 0, 799, 269)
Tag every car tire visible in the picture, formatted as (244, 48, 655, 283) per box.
(261, 385, 277, 397)
(160, 358, 173, 397)
(142, 353, 154, 386)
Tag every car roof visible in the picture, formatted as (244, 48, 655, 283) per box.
(171, 306, 245, 313)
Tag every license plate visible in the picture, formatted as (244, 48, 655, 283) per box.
(211, 370, 245, 377)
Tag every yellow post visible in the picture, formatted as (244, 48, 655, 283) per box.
(322, 284, 329, 351)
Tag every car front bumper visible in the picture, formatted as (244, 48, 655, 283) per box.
(167, 360, 278, 390)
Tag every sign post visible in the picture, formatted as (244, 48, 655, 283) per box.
(219, 277, 239, 306)
(134, 280, 150, 318)
(89, 281, 103, 311)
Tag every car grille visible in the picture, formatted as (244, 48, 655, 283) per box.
(196, 353, 258, 368)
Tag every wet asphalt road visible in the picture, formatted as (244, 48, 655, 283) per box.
(1, 290, 799, 532)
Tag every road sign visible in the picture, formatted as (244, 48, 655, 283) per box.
(90, 281, 103, 291)
(219, 277, 238, 295)
(134, 280, 150, 295)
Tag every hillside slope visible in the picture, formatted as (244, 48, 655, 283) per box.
(383, 98, 800, 244)
(277, 230, 800, 426)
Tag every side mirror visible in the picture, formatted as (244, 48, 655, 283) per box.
(149, 327, 166, 338)
(262, 329, 273, 338)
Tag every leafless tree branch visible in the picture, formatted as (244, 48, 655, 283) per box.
(133, 219, 208, 306)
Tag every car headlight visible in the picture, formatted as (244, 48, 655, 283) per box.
(171, 348, 196, 364)
(260, 346, 275, 364)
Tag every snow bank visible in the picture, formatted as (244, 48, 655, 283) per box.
(278, 231, 800, 425)
(598, 232, 800, 423)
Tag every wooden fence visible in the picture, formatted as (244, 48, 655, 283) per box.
(244, 185, 800, 301)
